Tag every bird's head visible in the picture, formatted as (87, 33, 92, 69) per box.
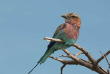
(61, 13, 81, 24)
(61, 13, 80, 19)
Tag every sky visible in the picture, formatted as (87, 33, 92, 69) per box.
(0, 0, 110, 74)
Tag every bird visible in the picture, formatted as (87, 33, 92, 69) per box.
(28, 13, 81, 74)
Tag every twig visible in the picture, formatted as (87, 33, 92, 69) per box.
(49, 56, 63, 63)
(62, 49, 80, 63)
(44, 37, 64, 42)
(50, 56, 77, 64)
(100, 51, 110, 67)
(50, 50, 108, 74)
(44, 37, 96, 64)
(44, 37, 109, 74)
(75, 51, 83, 58)
(61, 64, 66, 74)
(72, 43, 96, 64)
(100, 51, 110, 74)
(96, 50, 110, 64)
(59, 55, 69, 58)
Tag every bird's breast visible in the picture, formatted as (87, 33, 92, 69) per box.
(63, 23, 79, 40)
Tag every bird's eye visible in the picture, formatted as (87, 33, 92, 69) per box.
(72, 16, 75, 18)
(75, 26, 78, 29)
(75, 25, 80, 29)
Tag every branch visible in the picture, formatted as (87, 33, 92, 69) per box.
(44, 37, 110, 74)
(44, 37, 96, 64)
(59, 55, 69, 58)
(49, 56, 77, 64)
(44, 37, 64, 42)
(61, 64, 66, 74)
(50, 49, 108, 74)
(75, 51, 83, 58)
(49, 56, 64, 63)
(100, 51, 110, 67)
(62, 49, 80, 63)
(59, 51, 83, 58)
(72, 43, 96, 64)
(100, 51, 110, 74)
(96, 50, 110, 64)
(62, 49, 107, 74)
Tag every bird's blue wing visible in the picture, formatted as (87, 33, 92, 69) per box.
(46, 24, 66, 51)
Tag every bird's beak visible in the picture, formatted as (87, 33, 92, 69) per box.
(61, 15, 66, 18)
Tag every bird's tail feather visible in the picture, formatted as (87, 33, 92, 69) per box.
(28, 48, 54, 74)
(28, 63, 39, 74)
(38, 47, 54, 64)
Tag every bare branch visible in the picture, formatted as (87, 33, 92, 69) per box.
(49, 56, 63, 63)
(96, 50, 110, 64)
(49, 56, 77, 64)
(72, 43, 96, 64)
(100, 51, 110, 74)
(44, 37, 110, 74)
(100, 51, 110, 67)
(75, 51, 83, 58)
(44, 37, 96, 64)
(61, 64, 66, 74)
(59, 55, 69, 58)
(62, 49, 80, 63)
(44, 37, 64, 42)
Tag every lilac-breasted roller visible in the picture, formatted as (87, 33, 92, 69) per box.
(38, 13, 81, 64)
(28, 13, 81, 74)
